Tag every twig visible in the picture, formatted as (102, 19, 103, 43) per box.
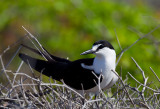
(0, 46, 22, 76)
(0, 56, 13, 96)
(82, 99, 103, 109)
(22, 26, 52, 61)
(117, 25, 160, 57)
(111, 70, 136, 108)
(131, 57, 149, 107)
(20, 76, 29, 106)
(150, 67, 160, 83)
(127, 72, 160, 93)
(115, 29, 124, 67)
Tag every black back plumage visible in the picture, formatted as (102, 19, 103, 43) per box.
(19, 45, 102, 90)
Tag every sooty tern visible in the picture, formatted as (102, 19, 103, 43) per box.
(19, 40, 118, 94)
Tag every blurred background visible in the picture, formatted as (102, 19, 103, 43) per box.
(0, 0, 160, 87)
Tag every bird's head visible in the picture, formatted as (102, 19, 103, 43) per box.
(81, 40, 116, 57)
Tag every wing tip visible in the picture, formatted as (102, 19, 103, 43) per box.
(19, 53, 32, 63)
(19, 53, 26, 60)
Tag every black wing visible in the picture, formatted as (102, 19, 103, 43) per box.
(19, 53, 68, 81)
(21, 44, 70, 63)
(62, 58, 103, 90)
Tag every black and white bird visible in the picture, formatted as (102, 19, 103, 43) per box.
(19, 40, 118, 94)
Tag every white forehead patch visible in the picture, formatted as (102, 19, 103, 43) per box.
(92, 44, 102, 51)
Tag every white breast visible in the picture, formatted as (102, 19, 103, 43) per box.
(86, 48, 118, 93)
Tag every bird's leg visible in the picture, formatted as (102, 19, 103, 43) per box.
(81, 63, 94, 70)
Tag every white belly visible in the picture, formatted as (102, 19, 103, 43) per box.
(90, 55, 117, 92)
(76, 73, 118, 94)
(77, 59, 118, 94)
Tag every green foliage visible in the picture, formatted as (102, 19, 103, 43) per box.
(0, 0, 160, 86)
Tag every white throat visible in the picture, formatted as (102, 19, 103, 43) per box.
(93, 47, 116, 75)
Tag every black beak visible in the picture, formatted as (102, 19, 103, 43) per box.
(81, 49, 95, 55)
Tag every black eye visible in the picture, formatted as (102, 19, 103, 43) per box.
(97, 45, 103, 50)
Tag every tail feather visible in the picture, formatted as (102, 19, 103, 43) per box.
(19, 53, 65, 81)
(21, 44, 70, 63)
(21, 44, 53, 61)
